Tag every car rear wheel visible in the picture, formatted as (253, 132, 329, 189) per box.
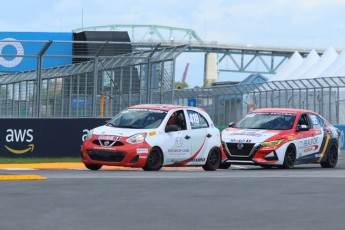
(280, 145, 296, 169)
(218, 162, 231, 169)
(143, 147, 163, 171)
(202, 147, 221, 171)
(320, 143, 338, 168)
(84, 163, 102, 170)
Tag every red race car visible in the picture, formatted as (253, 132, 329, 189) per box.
(81, 104, 224, 171)
(221, 108, 341, 169)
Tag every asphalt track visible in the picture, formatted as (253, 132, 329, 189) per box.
(1, 157, 345, 230)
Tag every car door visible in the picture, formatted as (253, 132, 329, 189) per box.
(308, 113, 326, 155)
(164, 110, 191, 163)
(296, 113, 322, 159)
(186, 110, 208, 161)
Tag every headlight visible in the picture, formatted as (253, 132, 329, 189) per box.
(85, 129, 94, 141)
(261, 139, 285, 147)
(126, 133, 147, 144)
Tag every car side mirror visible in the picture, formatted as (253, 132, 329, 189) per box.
(228, 122, 235, 128)
(297, 124, 309, 131)
(165, 124, 179, 132)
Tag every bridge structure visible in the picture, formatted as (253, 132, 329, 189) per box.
(74, 24, 324, 86)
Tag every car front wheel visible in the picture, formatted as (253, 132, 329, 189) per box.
(143, 147, 163, 171)
(280, 145, 296, 169)
(202, 147, 221, 171)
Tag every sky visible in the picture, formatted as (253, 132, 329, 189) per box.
(1, 0, 345, 87)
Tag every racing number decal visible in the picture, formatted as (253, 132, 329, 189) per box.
(189, 112, 200, 125)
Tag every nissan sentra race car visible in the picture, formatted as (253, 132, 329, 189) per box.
(81, 104, 224, 171)
(221, 108, 341, 169)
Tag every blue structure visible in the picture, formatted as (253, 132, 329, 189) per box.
(0, 32, 72, 72)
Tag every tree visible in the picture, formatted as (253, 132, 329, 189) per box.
(175, 81, 189, 89)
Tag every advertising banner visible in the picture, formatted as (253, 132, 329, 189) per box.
(0, 32, 72, 72)
(0, 118, 108, 158)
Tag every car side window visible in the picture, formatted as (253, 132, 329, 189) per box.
(187, 110, 209, 129)
(166, 110, 187, 130)
(298, 114, 310, 128)
(308, 114, 321, 128)
(318, 116, 325, 128)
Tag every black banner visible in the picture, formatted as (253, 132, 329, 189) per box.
(0, 118, 108, 158)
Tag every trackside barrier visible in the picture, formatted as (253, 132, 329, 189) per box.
(0, 118, 107, 158)
(334, 125, 345, 149)
(0, 119, 343, 159)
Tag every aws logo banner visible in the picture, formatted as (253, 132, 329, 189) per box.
(4, 129, 35, 155)
(0, 118, 108, 158)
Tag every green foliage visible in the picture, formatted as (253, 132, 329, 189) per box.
(175, 81, 189, 89)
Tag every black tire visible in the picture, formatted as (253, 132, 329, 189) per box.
(84, 163, 102, 170)
(218, 162, 231, 169)
(320, 143, 338, 168)
(202, 147, 221, 171)
(143, 147, 163, 171)
(280, 145, 296, 169)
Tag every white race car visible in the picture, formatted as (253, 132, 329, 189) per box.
(81, 104, 224, 171)
(221, 108, 341, 169)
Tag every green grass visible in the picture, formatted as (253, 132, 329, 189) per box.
(0, 157, 81, 164)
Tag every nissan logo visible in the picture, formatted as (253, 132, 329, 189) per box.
(237, 143, 244, 149)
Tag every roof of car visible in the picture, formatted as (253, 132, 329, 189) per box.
(252, 108, 318, 115)
(128, 104, 205, 112)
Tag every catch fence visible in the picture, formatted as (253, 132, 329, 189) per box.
(1, 39, 344, 127)
(174, 77, 345, 126)
(0, 40, 186, 118)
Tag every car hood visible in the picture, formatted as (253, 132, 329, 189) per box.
(222, 128, 283, 143)
(92, 125, 153, 137)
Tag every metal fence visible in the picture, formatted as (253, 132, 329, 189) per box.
(1, 39, 345, 126)
(174, 77, 345, 126)
(0, 40, 186, 118)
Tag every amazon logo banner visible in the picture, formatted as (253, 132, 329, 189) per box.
(0, 118, 107, 158)
(5, 129, 34, 155)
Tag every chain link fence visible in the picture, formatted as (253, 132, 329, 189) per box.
(1, 39, 344, 126)
(0, 40, 186, 118)
(174, 77, 345, 126)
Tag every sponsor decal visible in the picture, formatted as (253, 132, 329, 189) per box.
(167, 148, 190, 155)
(233, 131, 263, 137)
(130, 108, 165, 113)
(230, 139, 252, 143)
(94, 146, 114, 150)
(175, 137, 183, 147)
(149, 131, 157, 136)
(298, 137, 319, 153)
(4, 129, 34, 155)
(137, 148, 149, 154)
(139, 156, 147, 159)
(256, 112, 295, 116)
(287, 135, 295, 141)
(191, 158, 206, 162)
(98, 135, 119, 141)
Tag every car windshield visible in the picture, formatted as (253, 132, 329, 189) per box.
(235, 112, 296, 130)
(107, 108, 167, 129)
